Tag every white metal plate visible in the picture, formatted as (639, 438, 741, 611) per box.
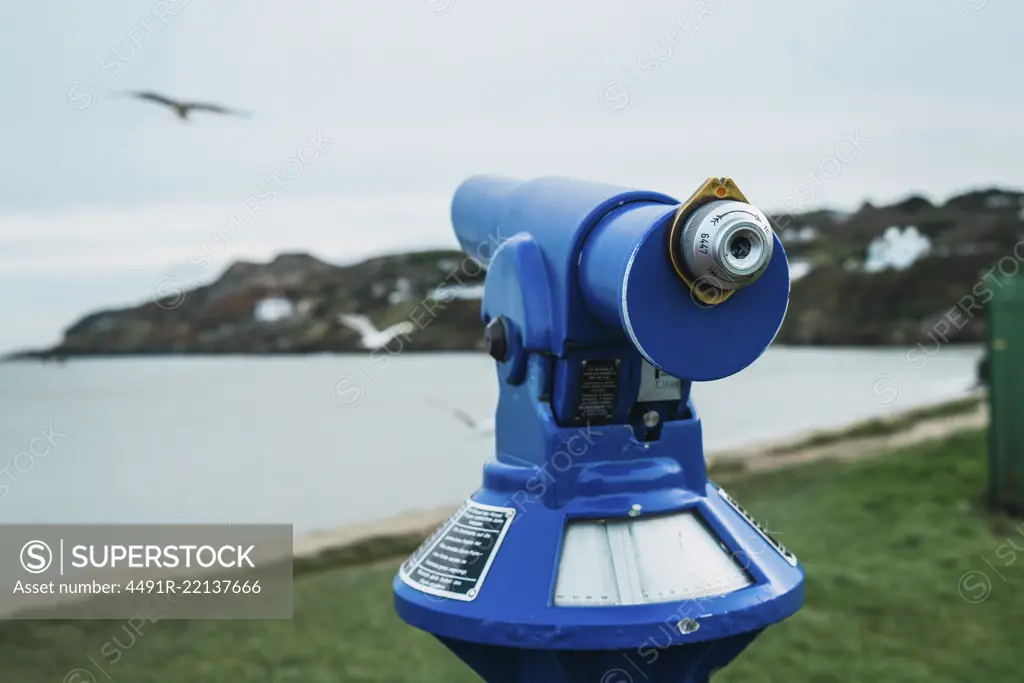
(553, 510, 753, 607)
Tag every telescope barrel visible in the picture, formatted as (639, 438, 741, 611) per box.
(451, 175, 674, 269)
(577, 201, 679, 331)
(448, 174, 790, 381)
(450, 175, 524, 267)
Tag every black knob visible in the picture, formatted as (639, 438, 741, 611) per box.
(484, 317, 508, 362)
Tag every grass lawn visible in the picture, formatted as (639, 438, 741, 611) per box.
(3, 427, 1023, 682)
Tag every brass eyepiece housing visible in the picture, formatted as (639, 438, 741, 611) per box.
(668, 177, 775, 306)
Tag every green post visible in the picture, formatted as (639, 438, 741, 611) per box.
(988, 274, 1024, 515)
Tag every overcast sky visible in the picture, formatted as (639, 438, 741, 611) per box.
(1, 0, 1021, 351)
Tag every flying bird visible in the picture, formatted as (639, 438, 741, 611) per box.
(420, 399, 495, 439)
(337, 313, 415, 350)
(117, 90, 251, 122)
(445, 406, 495, 437)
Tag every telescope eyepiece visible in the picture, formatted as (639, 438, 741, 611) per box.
(678, 200, 774, 292)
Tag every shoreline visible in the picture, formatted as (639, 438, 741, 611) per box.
(3, 341, 985, 362)
(0, 395, 984, 619)
(289, 393, 986, 561)
(1, 348, 485, 362)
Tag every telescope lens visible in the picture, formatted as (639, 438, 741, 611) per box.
(677, 200, 774, 293)
(721, 226, 766, 276)
(730, 235, 751, 260)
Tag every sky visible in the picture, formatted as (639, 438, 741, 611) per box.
(1, 0, 1022, 351)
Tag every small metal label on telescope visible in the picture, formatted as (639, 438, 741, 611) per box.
(637, 360, 682, 403)
(399, 500, 515, 602)
(572, 359, 620, 426)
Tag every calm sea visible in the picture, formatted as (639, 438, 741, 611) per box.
(0, 347, 982, 534)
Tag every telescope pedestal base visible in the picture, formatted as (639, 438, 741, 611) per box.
(440, 631, 760, 683)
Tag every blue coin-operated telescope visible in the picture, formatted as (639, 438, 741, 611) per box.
(393, 176, 804, 683)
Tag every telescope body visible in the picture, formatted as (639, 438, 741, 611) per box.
(393, 175, 803, 683)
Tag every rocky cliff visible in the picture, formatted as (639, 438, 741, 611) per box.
(13, 250, 487, 358)
(9, 186, 1023, 358)
(773, 187, 1022, 346)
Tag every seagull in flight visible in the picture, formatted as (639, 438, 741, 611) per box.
(337, 313, 415, 350)
(448, 407, 495, 438)
(420, 399, 495, 438)
(117, 90, 251, 122)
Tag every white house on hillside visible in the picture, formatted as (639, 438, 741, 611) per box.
(253, 296, 296, 323)
(863, 226, 932, 273)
